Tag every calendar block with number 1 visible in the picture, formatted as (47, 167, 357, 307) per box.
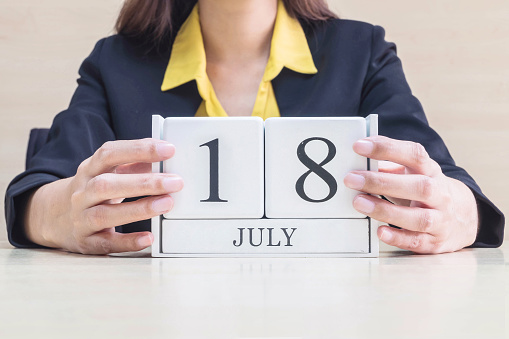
(152, 114, 379, 257)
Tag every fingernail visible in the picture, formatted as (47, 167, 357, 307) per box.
(163, 177, 183, 192)
(156, 143, 175, 158)
(353, 196, 375, 214)
(152, 196, 173, 213)
(380, 229, 393, 242)
(137, 235, 153, 248)
(344, 173, 365, 190)
(354, 140, 374, 155)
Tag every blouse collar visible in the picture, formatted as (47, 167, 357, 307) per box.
(161, 0, 317, 93)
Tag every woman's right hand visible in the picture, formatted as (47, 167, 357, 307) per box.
(24, 138, 183, 255)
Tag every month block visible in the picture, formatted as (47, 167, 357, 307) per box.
(159, 218, 372, 256)
(160, 117, 264, 219)
(265, 117, 367, 219)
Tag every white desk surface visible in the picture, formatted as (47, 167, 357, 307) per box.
(0, 240, 507, 339)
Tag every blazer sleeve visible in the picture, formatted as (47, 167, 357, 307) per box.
(4, 38, 116, 248)
(358, 25, 504, 247)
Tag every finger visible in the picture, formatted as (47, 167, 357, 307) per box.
(377, 225, 443, 254)
(353, 136, 442, 177)
(105, 198, 125, 205)
(115, 162, 152, 174)
(84, 173, 183, 206)
(344, 171, 442, 207)
(378, 161, 406, 175)
(352, 194, 442, 234)
(81, 139, 175, 178)
(82, 231, 154, 255)
(84, 195, 174, 232)
(382, 195, 410, 207)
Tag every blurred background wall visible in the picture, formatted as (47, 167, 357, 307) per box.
(0, 0, 507, 243)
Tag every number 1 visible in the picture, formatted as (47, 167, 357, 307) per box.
(200, 138, 228, 202)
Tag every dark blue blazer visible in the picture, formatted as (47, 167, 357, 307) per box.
(5, 19, 504, 248)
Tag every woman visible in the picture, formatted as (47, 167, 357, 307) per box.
(5, 0, 504, 254)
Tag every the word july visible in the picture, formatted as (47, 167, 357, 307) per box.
(233, 228, 297, 247)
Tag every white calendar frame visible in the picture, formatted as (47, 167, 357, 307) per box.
(151, 114, 379, 258)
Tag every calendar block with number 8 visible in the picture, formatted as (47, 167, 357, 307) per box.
(152, 114, 379, 257)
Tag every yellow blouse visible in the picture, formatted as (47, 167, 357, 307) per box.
(160, 0, 317, 120)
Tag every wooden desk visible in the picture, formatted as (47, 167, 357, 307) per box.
(0, 240, 506, 338)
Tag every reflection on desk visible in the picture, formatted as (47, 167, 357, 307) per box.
(0, 241, 506, 339)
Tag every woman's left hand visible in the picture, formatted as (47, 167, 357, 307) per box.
(344, 136, 479, 254)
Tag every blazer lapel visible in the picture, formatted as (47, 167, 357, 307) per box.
(159, 81, 202, 118)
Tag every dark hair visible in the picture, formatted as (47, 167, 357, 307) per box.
(115, 0, 337, 51)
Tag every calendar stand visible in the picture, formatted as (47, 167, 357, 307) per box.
(151, 115, 379, 258)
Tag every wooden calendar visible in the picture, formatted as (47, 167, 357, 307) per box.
(151, 114, 379, 257)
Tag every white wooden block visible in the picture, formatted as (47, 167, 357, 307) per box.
(152, 115, 379, 258)
(155, 218, 374, 257)
(162, 117, 264, 219)
(265, 117, 367, 219)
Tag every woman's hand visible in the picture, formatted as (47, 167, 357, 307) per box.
(25, 138, 183, 255)
(344, 136, 478, 254)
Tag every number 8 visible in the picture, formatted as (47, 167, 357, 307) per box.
(295, 137, 338, 203)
